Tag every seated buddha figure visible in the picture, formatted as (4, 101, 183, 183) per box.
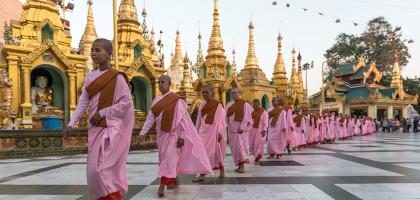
(31, 75, 54, 114)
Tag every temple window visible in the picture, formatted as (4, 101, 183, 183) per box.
(41, 24, 54, 42)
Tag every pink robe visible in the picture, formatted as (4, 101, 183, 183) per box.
(320, 117, 329, 142)
(226, 100, 253, 165)
(362, 120, 369, 135)
(292, 116, 307, 148)
(68, 69, 134, 200)
(347, 119, 355, 137)
(285, 108, 295, 147)
(355, 119, 362, 135)
(305, 115, 315, 144)
(140, 92, 212, 178)
(267, 108, 288, 155)
(314, 119, 322, 142)
(249, 110, 268, 159)
(195, 101, 227, 170)
(338, 118, 346, 139)
(328, 117, 337, 140)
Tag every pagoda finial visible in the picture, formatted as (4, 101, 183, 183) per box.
(194, 31, 204, 78)
(390, 55, 402, 89)
(79, 0, 98, 71)
(244, 21, 258, 69)
(272, 32, 289, 95)
(297, 51, 304, 96)
(232, 48, 237, 74)
(181, 52, 193, 89)
(118, 0, 139, 25)
(206, 0, 225, 58)
(291, 48, 299, 86)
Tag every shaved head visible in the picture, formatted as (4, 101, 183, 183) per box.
(231, 87, 241, 101)
(159, 75, 172, 84)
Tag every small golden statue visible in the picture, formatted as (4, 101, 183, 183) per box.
(0, 67, 13, 111)
(31, 75, 54, 114)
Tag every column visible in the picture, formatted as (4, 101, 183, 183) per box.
(68, 72, 77, 112)
(221, 88, 226, 106)
(402, 106, 408, 119)
(153, 79, 159, 98)
(6, 56, 20, 113)
(387, 106, 393, 119)
(368, 104, 377, 118)
(213, 85, 220, 102)
(21, 64, 32, 128)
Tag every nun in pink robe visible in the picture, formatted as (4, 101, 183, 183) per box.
(68, 69, 134, 200)
(267, 107, 288, 158)
(355, 118, 362, 135)
(139, 92, 212, 185)
(226, 99, 253, 169)
(320, 116, 329, 142)
(292, 113, 307, 148)
(195, 100, 227, 171)
(347, 118, 355, 137)
(249, 106, 268, 163)
(305, 114, 315, 144)
(328, 115, 338, 141)
(362, 118, 369, 135)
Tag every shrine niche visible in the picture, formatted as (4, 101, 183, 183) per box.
(30, 66, 67, 123)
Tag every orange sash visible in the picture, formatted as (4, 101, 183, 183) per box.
(251, 107, 265, 128)
(151, 93, 180, 132)
(86, 69, 128, 127)
(201, 99, 221, 124)
(227, 99, 246, 122)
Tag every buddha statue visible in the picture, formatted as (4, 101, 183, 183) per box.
(31, 75, 54, 114)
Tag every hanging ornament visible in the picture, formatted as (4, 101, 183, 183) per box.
(303, 8, 307, 11)
(286, 3, 290, 7)
(318, 12, 324, 16)
(272, 1, 277, 6)
(353, 22, 358, 26)
(335, 19, 341, 23)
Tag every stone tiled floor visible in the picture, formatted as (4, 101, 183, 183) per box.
(1, 132, 420, 199)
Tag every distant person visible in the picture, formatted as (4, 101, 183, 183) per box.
(413, 117, 419, 133)
(382, 119, 389, 132)
(402, 118, 408, 133)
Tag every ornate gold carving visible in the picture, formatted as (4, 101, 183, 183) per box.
(20, 40, 76, 70)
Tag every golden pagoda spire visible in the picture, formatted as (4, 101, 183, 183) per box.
(118, 0, 140, 25)
(231, 48, 237, 75)
(181, 52, 193, 90)
(172, 28, 183, 66)
(272, 32, 289, 95)
(290, 48, 300, 90)
(390, 56, 402, 89)
(205, 0, 227, 79)
(79, 0, 98, 62)
(297, 51, 304, 93)
(195, 32, 204, 78)
(168, 28, 184, 91)
(244, 21, 258, 69)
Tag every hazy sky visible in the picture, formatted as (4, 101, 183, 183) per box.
(21, 0, 420, 95)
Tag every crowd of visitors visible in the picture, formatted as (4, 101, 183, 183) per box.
(380, 116, 419, 133)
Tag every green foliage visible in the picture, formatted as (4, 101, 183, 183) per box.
(403, 78, 420, 111)
(325, 16, 411, 74)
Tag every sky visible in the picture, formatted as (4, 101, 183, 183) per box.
(21, 0, 420, 95)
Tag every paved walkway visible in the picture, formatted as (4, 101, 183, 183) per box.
(1, 132, 420, 199)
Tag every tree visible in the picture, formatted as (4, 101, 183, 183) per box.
(325, 17, 412, 75)
(403, 78, 420, 111)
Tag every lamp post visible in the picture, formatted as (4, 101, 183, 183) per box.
(320, 60, 329, 114)
(302, 61, 314, 97)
